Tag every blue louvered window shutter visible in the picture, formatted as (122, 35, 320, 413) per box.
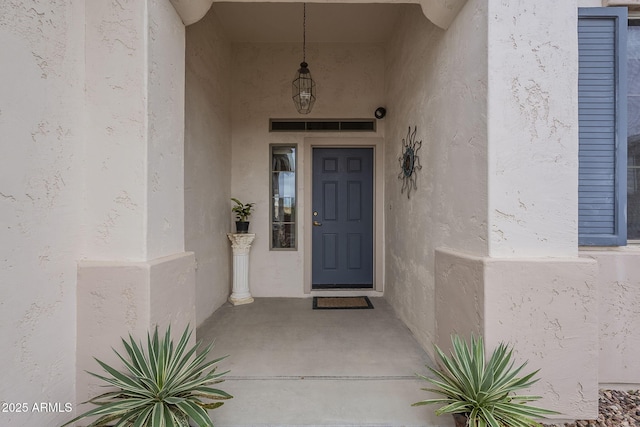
(578, 7, 628, 246)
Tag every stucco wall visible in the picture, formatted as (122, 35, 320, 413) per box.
(581, 249, 640, 386)
(487, 0, 580, 258)
(0, 1, 84, 425)
(577, 0, 640, 390)
(230, 42, 385, 297)
(76, 253, 196, 407)
(148, 0, 187, 260)
(483, 257, 599, 420)
(169, 0, 468, 30)
(383, 1, 489, 353)
(85, 0, 148, 260)
(431, 0, 602, 419)
(185, 7, 233, 324)
(434, 250, 485, 344)
(75, 0, 197, 421)
(386, 0, 602, 418)
(85, 0, 186, 261)
(435, 249, 600, 420)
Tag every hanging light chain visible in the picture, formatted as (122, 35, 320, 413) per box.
(302, 3, 307, 63)
(292, 2, 315, 114)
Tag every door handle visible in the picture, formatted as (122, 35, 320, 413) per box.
(313, 220, 322, 226)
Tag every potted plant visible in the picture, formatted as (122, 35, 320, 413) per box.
(413, 334, 558, 427)
(61, 325, 232, 427)
(231, 198, 254, 234)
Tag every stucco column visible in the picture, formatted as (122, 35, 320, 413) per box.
(486, 0, 579, 258)
(435, 0, 598, 421)
(76, 0, 194, 409)
(227, 233, 256, 305)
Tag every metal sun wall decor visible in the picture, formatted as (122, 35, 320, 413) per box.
(398, 126, 422, 198)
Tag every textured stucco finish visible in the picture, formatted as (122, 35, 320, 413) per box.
(170, 0, 216, 25)
(3, 0, 640, 423)
(77, 0, 195, 412)
(435, 250, 599, 420)
(396, 1, 596, 416)
(147, 0, 186, 261)
(85, 0, 148, 260)
(76, 253, 196, 407)
(434, 250, 485, 353)
(581, 249, 640, 386)
(580, 0, 640, 390)
(603, 0, 640, 5)
(170, 0, 468, 29)
(384, 0, 488, 355)
(185, 7, 233, 324)
(1, 0, 193, 422)
(483, 257, 599, 420)
(85, 0, 186, 261)
(0, 1, 84, 425)
(487, 0, 580, 257)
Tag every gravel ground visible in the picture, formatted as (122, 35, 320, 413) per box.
(542, 390, 640, 427)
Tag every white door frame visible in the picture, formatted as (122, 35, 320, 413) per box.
(303, 137, 385, 295)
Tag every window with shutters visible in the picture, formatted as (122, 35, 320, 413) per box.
(578, 7, 628, 245)
(627, 19, 640, 239)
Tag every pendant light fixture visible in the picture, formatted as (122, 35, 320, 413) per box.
(292, 3, 316, 114)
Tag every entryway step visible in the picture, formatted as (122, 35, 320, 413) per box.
(197, 299, 451, 426)
(208, 377, 455, 427)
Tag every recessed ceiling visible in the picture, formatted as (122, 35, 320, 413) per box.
(210, 2, 404, 43)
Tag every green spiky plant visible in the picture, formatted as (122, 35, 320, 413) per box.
(61, 325, 232, 427)
(413, 335, 559, 427)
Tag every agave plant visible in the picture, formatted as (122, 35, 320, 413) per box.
(413, 335, 559, 427)
(61, 325, 232, 427)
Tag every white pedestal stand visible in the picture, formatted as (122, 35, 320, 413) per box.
(227, 233, 256, 306)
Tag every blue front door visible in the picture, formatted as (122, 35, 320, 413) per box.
(312, 147, 374, 288)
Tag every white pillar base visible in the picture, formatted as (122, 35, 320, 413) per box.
(227, 233, 256, 306)
(228, 295, 255, 306)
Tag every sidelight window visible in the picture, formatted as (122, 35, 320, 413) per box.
(270, 145, 297, 250)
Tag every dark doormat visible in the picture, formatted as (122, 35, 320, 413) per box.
(313, 296, 374, 310)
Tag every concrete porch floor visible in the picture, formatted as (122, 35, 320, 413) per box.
(196, 297, 453, 427)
